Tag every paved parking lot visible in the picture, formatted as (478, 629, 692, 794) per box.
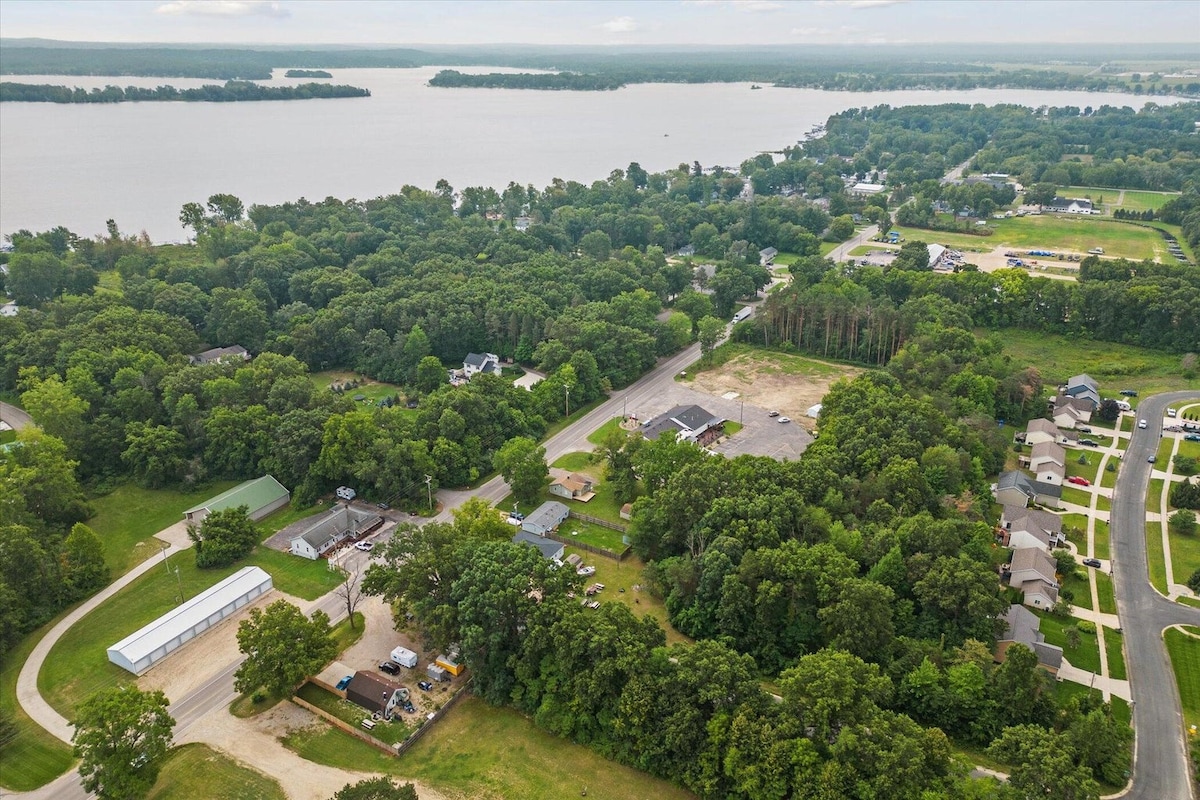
(629, 383, 813, 461)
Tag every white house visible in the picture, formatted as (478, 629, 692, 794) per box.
(189, 345, 251, 365)
(512, 529, 565, 563)
(758, 247, 778, 267)
(1053, 396, 1093, 429)
(1001, 505, 1064, 554)
(850, 182, 886, 197)
(1028, 442, 1066, 486)
(289, 506, 383, 560)
(463, 352, 502, 379)
(521, 501, 570, 536)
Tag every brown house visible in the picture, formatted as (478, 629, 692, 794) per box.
(345, 670, 405, 720)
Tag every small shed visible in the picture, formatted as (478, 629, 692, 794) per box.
(183, 476, 290, 525)
(107, 566, 272, 675)
(427, 663, 451, 682)
(806, 404, 822, 419)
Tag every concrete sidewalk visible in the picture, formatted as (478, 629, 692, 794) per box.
(1057, 660, 1131, 702)
(16, 532, 194, 744)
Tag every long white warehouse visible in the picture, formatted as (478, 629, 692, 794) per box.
(107, 566, 273, 675)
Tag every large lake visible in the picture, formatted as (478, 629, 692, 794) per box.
(0, 67, 1182, 242)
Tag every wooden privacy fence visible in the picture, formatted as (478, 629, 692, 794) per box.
(548, 510, 633, 561)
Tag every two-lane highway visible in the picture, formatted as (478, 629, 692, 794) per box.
(1111, 391, 1200, 800)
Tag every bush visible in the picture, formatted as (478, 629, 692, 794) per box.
(1169, 510, 1197, 537)
(1174, 454, 1199, 476)
(1077, 620, 1096, 635)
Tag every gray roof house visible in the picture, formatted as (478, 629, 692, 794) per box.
(345, 671, 405, 720)
(1063, 374, 1100, 410)
(995, 470, 1062, 509)
(1053, 396, 1093, 428)
(1005, 547, 1060, 609)
(521, 501, 569, 537)
(1028, 442, 1066, 486)
(1023, 418, 1062, 447)
(463, 352, 502, 379)
(289, 506, 383, 560)
(640, 404, 725, 447)
(758, 247, 778, 266)
(1001, 505, 1064, 553)
(996, 604, 1063, 673)
(512, 530, 565, 562)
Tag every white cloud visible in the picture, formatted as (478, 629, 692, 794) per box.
(600, 15, 639, 32)
(731, 0, 785, 11)
(817, 0, 904, 7)
(155, 1, 290, 18)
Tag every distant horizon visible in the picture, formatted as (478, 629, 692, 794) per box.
(1, 1, 1197, 47)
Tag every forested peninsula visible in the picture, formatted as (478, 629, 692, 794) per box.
(0, 80, 370, 103)
(429, 69, 624, 91)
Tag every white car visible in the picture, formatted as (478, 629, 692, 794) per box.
(354, 541, 374, 551)
(1137, 419, 1147, 429)
(777, 416, 791, 424)
(577, 565, 596, 577)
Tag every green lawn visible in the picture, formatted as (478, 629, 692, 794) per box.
(1104, 627, 1127, 681)
(1164, 628, 1200, 729)
(548, 454, 631, 527)
(40, 545, 342, 718)
(993, 328, 1195, 395)
(87, 481, 237, 574)
(558, 518, 628, 554)
(398, 696, 698, 800)
(1036, 610, 1101, 673)
(894, 214, 1168, 259)
(1094, 519, 1110, 561)
(281, 718, 401, 773)
(1101, 462, 1118, 489)
(553, 452, 596, 472)
(567, 549, 690, 647)
(0, 428, 15, 445)
(1116, 190, 1180, 213)
(1177, 438, 1200, 462)
(147, 743, 285, 800)
(1149, 478, 1166, 512)
(1060, 485, 1092, 508)
(1095, 570, 1116, 615)
(1169, 520, 1200, 587)
(295, 682, 413, 745)
(0, 618, 76, 791)
(587, 416, 629, 446)
(1148, 523, 1169, 595)
(1061, 571, 1090, 608)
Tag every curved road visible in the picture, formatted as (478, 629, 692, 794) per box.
(1112, 390, 1200, 800)
(0, 400, 34, 431)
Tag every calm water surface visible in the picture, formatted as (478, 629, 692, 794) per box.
(0, 67, 1179, 241)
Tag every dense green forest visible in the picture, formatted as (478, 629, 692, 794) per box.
(2, 39, 1197, 95)
(284, 69, 332, 78)
(429, 69, 625, 91)
(4, 100, 1196, 798)
(0, 80, 369, 103)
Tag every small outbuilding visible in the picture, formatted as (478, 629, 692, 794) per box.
(107, 566, 272, 675)
(806, 404, 822, 419)
(183, 475, 290, 525)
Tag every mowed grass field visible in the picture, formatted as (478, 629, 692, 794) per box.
(991, 328, 1195, 395)
(88, 481, 238, 574)
(1057, 186, 1180, 213)
(147, 744, 285, 800)
(311, 369, 408, 406)
(398, 696, 698, 800)
(894, 214, 1169, 260)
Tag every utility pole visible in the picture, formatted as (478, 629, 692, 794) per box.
(159, 541, 171, 575)
(173, 565, 183, 604)
(564, 384, 572, 419)
(424, 474, 433, 512)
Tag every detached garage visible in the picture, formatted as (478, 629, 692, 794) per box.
(107, 566, 273, 675)
(183, 475, 290, 525)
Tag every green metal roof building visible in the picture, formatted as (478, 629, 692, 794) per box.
(183, 475, 290, 524)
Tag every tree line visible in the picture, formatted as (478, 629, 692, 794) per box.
(0, 81, 370, 104)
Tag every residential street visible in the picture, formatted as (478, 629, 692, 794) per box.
(1110, 391, 1200, 800)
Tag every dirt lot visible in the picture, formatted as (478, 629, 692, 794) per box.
(687, 348, 862, 427)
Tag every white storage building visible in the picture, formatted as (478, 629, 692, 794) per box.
(107, 566, 273, 675)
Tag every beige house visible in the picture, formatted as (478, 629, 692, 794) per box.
(548, 472, 596, 502)
(1006, 547, 1060, 610)
(1028, 442, 1066, 486)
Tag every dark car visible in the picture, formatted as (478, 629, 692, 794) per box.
(417, 680, 433, 691)
(1079, 438, 1098, 446)
(376, 502, 390, 510)
(1077, 426, 1092, 434)
(378, 660, 401, 675)
(402, 700, 416, 713)
(1119, 389, 1138, 397)
(1082, 558, 1102, 568)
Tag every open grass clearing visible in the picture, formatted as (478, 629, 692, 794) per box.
(1061, 571, 1091, 608)
(1157, 438, 1176, 464)
(280, 718, 401, 774)
(398, 696, 698, 800)
(1164, 628, 1200, 729)
(311, 370, 405, 405)
(40, 545, 342, 718)
(1035, 610, 1101, 673)
(991, 328, 1194, 395)
(0, 617, 76, 791)
(147, 743, 285, 800)
(87, 480, 237, 575)
(565, 548, 690, 647)
(1104, 627, 1127, 681)
(0, 428, 15, 445)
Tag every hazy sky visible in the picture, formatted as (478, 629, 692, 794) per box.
(0, 0, 1196, 46)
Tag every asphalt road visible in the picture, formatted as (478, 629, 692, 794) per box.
(0, 401, 34, 430)
(1111, 390, 1200, 800)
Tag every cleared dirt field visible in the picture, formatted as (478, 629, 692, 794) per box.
(685, 345, 862, 427)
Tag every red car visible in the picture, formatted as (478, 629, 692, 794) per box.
(1066, 476, 1090, 486)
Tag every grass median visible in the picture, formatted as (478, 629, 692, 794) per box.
(147, 743, 285, 800)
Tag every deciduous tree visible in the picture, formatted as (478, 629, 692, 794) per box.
(72, 686, 174, 800)
(492, 436, 548, 505)
(235, 600, 337, 697)
(188, 505, 259, 569)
